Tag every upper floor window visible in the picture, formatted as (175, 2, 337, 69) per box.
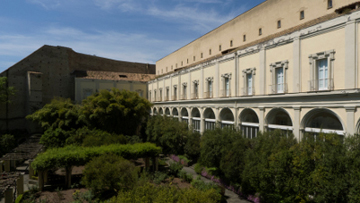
(242, 68, 256, 96)
(193, 56, 196, 61)
(171, 65, 173, 70)
(149, 91, 151, 101)
(230, 40, 233, 47)
(300, 10, 305, 20)
(154, 90, 157, 101)
(181, 61, 183, 66)
(176, 63, 178, 68)
(173, 85, 177, 100)
(159, 88, 163, 101)
(182, 83, 187, 100)
(187, 59, 189, 64)
(308, 50, 335, 91)
(205, 77, 214, 98)
(219, 45, 222, 51)
(277, 20, 281, 29)
(161, 69, 163, 74)
(243, 35, 246, 42)
(166, 67, 168, 72)
(221, 73, 232, 97)
(193, 80, 199, 99)
(328, 0, 333, 9)
(259, 28, 262, 36)
(166, 87, 169, 100)
(201, 53, 203, 58)
(209, 49, 212, 55)
(270, 60, 289, 94)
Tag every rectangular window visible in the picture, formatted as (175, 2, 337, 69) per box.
(183, 86, 187, 99)
(201, 53, 203, 58)
(181, 61, 183, 66)
(174, 87, 177, 100)
(259, 28, 262, 36)
(159, 89, 162, 101)
(209, 49, 212, 55)
(225, 78, 230, 97)
(219, 45, 222, 51)
(208, 81, 213, 98)
(300, 10, 304, 20)
(171, 65, 173, 70)
(193, 56, 196, 61)
(194, 83, 198, 98)
(166, 88, 169, 100)
(243, 35, 246, 42)
(276, 68, 284, 93)
(187, 59, 189, 64)
(328, 0, 333, 9)
(277, 20, 281, 29)
(317, 59, 329, 90)
(230, 40, 233, 47)
(247, 73, 253, 95)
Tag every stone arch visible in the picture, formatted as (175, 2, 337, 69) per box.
(239, 108, 259, 138)
(165, 108, 170, 116)
(265, 108, 293, 132)
(356, 118, 360, 135)
(191, 108, 201, 132)
(153, 107, 158, 115)
(301, 108, 345, 135)
(219, 108, 234, 129)
(203, 108, 216, 131)
(159, 107, 164, 115)
(181, 108, 189, 124)
(172, 108, 179, 117)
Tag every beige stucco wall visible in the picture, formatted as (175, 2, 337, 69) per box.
(219, 59, 235, 95)
(266, 43, 294, 93)
(157, 0, 357, 75)
(300, 27, 346, 90)
(239, 52, 260, 94)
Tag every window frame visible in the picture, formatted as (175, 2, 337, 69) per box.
(327, 0, 333, 9)
(308, 50, 335, 91)
(277, 20, 281, 29)
(221, 73, 232, 97)
(242, 68, 256, 96)
(300, 10, 305, 20)
(270, 60, 289, 94)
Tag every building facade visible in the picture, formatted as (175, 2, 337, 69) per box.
(149, 0, 360, 139)
(0, 45, 155, 133)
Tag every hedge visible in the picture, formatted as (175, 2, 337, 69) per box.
(32, 143, 162, 171)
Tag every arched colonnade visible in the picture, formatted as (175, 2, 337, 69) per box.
(151, 106, 357, 139)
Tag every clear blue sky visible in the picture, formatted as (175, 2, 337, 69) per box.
(0, 0, 265, 73)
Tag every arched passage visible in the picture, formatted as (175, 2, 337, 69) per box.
(172, 108, 179, 118)
(219, 108, 234, 129)
(204, 108, 216, 131)
(181, 108, 189, 125)
(239, 108, 259, 139)
(165, 108, 170, 116)
(191, 108, 201, 132)
(159, 108, 164, 116)
(357, 119, 360, 135)
(153, 108, 158, 115)
(266, 108, 293, 134)
(301, 108, 345, 136)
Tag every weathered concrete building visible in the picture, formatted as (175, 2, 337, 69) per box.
(0, 45, 155, 133)
(149, 0, 360, 139)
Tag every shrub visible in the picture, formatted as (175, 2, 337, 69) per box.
(0, 134, 16, 156)
(241, 130, 298, 203)
(40, 128, 73, 148)
(194, 163, 205, 174)
(184, 131, 201, 161)
(191, 176, 220, 193)
(179, 170, 193, 182)
(346, 134, 360, 202)
(199, 128, 241, 177)
(82, 154, 139, 196)
(146, 115, 189, 155)
(153, 171, 168, 184)
(109, 182, 221, 203)
(168, 162, 183, 176)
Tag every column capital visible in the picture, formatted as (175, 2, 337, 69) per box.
(293, 106, 301, 111)
(345, 106, 356, 112)
(259, 106, 265, 111)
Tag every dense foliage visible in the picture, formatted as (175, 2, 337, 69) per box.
(109, 182, 221, 203)
(31, 143, 162, 171)
(184, 131, 201, 162)
(80, 89, 152, 135)
(0, 134, 16, 156)
(82, 154, 139, 196)
(0, 77, 15, 104)
(26, 98, 82, 131)
(146, 115, 189, 155)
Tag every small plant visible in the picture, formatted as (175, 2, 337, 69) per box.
(178, 170, 193, 182)
(168, 162, 183, 176)
(191, 176, 221, 193)
(55, 187, 64, 200)
(153, 171, 168, 184)
(194, 163, 204, 174)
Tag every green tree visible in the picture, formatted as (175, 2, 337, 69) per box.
(146, 115, 189, 155)
(82, 154, 139, 197)
(0, 77, 15, 103)
(26, 97, 82, 131)
(80, 89, 152, 136)
(0, 134, 16, 156)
